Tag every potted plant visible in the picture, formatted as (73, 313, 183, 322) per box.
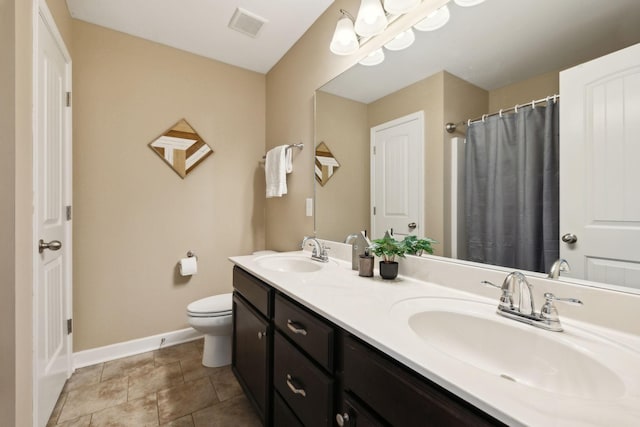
(402, 235, 437, 256)
(369, 232, 406, 280)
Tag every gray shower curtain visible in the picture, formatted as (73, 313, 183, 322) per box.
(464, 101, 559, 273)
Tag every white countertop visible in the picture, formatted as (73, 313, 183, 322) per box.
(229, 251, 640, 427)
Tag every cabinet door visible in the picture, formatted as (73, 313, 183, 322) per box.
(232, 293, 271, 424)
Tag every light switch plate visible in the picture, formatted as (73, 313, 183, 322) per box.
(305, 198, 313, 217)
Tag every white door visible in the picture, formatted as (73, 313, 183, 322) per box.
(371, 112, 424, 239)
(560, 43, 640, 288)
(35, 7, 72, 426)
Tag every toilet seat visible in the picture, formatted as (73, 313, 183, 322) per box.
(187, 293, 232, 318)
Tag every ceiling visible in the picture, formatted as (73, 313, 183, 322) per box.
(321, 0, 640, 103)
(65, 0, 335, 74)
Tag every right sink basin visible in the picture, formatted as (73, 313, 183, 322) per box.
(389, 297, 639, 400)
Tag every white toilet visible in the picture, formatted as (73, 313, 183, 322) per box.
(187, 293, 233, 367)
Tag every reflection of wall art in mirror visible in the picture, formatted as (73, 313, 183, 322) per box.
(149, 119, 213, 178)
(315, 142, 340, 186)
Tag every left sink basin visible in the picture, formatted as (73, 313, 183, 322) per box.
(254, 254, 332, 273)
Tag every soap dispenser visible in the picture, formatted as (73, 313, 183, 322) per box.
(359, 247, 374, 277)
(346, 231, 371, 270)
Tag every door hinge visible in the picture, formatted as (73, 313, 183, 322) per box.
(66, 92, 71, 107)
(67, 319, 73, 335)
(373, 206, 376, 215)
(373, 146, 376, 155)
(66, 205, 72, 221)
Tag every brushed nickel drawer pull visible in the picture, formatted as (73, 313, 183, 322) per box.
(286, 319, 307, 336)
(257, 331, 267, 340)
(286, 374, 307, 397)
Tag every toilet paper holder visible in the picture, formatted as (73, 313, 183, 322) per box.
(186, 250, 198, 260)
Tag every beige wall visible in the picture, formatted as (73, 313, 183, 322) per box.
(265, 0, 448, 250)
(315, 91, 369, 242)
(1, 0, 35, 424)
(489, 69, 560, 112)
(0, 0, 17, 423)
(72, 21, 266, 350)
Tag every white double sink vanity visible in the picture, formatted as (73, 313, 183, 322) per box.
(230, 246, 640, 426)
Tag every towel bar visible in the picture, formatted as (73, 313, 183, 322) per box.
(261, 143, 303, 160)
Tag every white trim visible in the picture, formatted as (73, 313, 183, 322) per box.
(73, 328, 203, 369)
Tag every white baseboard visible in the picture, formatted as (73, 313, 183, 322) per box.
(73, 328, 203, 369)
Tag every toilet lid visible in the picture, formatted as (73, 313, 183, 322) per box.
(187, 293, 232, 316)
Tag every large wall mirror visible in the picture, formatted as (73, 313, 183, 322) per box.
(314, 0, 640, 293)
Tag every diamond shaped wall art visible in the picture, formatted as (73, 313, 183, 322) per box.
(149, 119, 213, 178)
(315, 141, 340, 186)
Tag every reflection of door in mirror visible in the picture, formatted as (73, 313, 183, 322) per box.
(371, 112, 424, 240)
(560, 43, 640, 289)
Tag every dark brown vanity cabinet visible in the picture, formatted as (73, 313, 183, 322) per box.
(232, 266, 504, 427)
(341, 336, 505, 427)
(232, 266, 273, 426)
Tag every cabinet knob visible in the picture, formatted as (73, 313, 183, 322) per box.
(336, 413, 350, 426)
(257, 331, 267, 340)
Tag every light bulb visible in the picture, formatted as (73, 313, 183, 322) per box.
(384, 28, 415, 51)
(414, 5, 450, 31)
(383, 0, 421, 15)
(330, 17, 359, 55)
(359, 48, 385, 66)
(355, 0, 388, 37)
(454, 0, 486, 7)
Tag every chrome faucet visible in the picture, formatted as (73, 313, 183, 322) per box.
(301, 236, 329, 263)
(482, 271, 583, 332)
(548, 258, 570, 279)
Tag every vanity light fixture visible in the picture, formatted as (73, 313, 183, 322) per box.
(330, 10, 360, 55)
(414, 5, 450, 31)
(453, 0, 486, 7)
(383, 0, 421, 15)
(359, 48, 385, 66)
(384, 28, 415, 51)
(355, 0, 389, 37)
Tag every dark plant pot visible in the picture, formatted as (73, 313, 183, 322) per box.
(379, 261, 399, 280)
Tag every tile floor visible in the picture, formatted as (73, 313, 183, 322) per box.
(47, 339, 262, 426)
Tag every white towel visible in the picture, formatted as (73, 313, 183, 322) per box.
(265, 145, 293, 198)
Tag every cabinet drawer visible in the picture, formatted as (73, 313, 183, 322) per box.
(273, 391, 304, 427)
(233, 266, 273, 318)
(274, 332, 334, 427)
(343, 336, 503, 427)
(274, 294, 334, 371)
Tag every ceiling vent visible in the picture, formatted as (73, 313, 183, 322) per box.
(228, 7, 268, 38)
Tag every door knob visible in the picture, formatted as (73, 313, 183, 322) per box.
(408, 222, 417, 230)
(561, 233, 578, 244)
(39, 239, 62, 254)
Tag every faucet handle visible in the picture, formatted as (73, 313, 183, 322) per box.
(480, 280, 514, 310)
(540, 293, 583, 331)
(481, 280, 500, 289)
(543, 292, 583, 306)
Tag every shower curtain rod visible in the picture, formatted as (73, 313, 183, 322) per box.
(445, 94, 560, 134)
